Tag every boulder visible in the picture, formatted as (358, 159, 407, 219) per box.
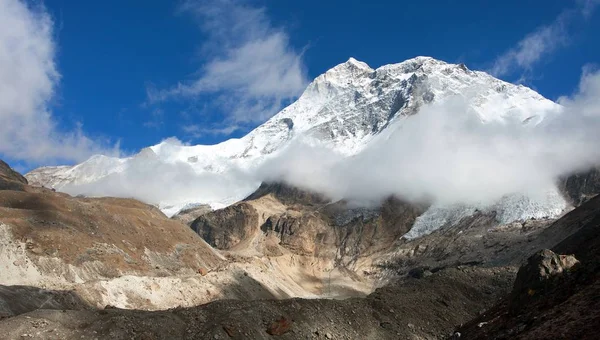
(510, 249, 579, 313)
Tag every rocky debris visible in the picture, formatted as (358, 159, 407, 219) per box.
(408, 266, 433, 279)
(0, 266, 515, 340)
(452, 195, 600, 339)
(266, 316, 293, 335)
(172, 204, 212, 225)
(0, 285, 90, 319)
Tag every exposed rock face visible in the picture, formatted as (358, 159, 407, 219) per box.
(561, 167, 600, 205)
(510, 249, 579, 313)
(192, 182, 426, 272)
(191, 203, 260, 250)
(261, 213, 334, 257)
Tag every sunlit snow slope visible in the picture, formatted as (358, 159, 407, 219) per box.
(26, 57, 564, 231)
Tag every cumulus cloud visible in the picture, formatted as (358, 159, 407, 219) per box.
(0, 0, 119, 165)
(63, 153, 257, 216)
(148, 0, 308, 126)
(490, 1, 599, 78)
(258, 68, 600, 207)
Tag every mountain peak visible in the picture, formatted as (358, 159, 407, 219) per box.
(27, 55, 561, 216)
(345, 57, 372, 70)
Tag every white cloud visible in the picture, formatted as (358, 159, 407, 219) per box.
(258, 68, 600, 207)
(59, 68, 600, 219)
(147, 0, 308, 125)
(0, 0, 119, 165)
(490, 1, 599, 77)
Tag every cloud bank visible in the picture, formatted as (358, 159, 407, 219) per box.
(148, 0, 308, 132)
(258, 68, 600, 208)
(62, 68, 600, 220)
(0, 0, 118, 165)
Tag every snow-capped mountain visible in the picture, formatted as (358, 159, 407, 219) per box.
(26, 56, 564, 224)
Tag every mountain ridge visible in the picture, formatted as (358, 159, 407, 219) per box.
(26, 56, 561, 220)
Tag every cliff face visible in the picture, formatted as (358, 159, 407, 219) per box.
(192, 182, 427, 274)
(560, 167, 600, 205)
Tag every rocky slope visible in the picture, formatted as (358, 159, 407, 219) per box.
(453, 194, 600, 339)
(2, 180, 599, 339)
(1, 161, 349, 315)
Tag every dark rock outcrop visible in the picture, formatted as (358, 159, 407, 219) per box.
(509, 249, 578, 313)
(191, 203, 259, 250)
(453, 195, 600, 340)
(195, 182, 427, 271)
(560, 167, 600, 205)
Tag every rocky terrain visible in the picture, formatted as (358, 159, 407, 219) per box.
(454, 194, 600, 339)
(0, 160, 342, 315)
(3, 154, 600, 339)
(1, 161, 599, 338)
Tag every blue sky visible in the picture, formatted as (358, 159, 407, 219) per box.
(0, 0, 599, 169)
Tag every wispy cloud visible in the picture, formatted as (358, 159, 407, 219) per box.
(147, 0, 308, 129)
(490, 0, 599, 78)
(0, 0, 119, 165)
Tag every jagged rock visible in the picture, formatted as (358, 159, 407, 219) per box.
(195, 181, 426, 270)
(191, 203, 259, 250)
(560, 167, 600, 205)
(261, 214, 334, 256)
(452, 195, 600, 339)
(510, 249, 579, 312)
